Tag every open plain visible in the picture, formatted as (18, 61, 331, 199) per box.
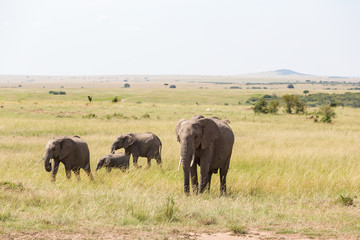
(0, 78, 360, 239)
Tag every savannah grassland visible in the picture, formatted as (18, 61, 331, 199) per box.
(0, 85, 360, 239)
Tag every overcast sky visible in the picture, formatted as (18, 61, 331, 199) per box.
(0, 0, 359, 76)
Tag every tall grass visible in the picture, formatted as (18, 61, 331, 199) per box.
(0, 88, 359, 237)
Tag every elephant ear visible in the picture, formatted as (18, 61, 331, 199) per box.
(124, 135, 135, 148)
(198, 118, 220, 150)
(175, 119, 186, 142)
(59, 138, 75, 160)
(104, 157, 111, 166)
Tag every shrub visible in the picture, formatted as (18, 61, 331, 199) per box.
(268, 100, 280, 114)
(253, 97, 268, 114)
(112, 97, 119, 103)
(282, 94, 296, 113)
(339, 195, 354, 206)
(317, 105, 336, 123)
(141, 113, 150, 119)
(82, 113, 97, 119)
(169, 85, 176, 89)
(287, 83, 294, 89)
(124, 83, 130, 88)
(295, 100, 306, 114)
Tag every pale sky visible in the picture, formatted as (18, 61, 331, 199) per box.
(0, 0, 359, 76)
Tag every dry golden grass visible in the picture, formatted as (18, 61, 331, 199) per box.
(0, 87, 359, 238)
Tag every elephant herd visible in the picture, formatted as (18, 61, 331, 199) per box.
(42, 115, 234, 195)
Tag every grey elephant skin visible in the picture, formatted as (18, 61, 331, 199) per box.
(43, 136, 94, 181)
(111, 132, 162, 168)
(96, 153, 129, 173)
(176, 116, 234, 195)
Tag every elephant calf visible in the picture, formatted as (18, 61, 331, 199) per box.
(111, 132, 162, 168)
(42, 136, 94, 182)
(96, 153, 129, 173)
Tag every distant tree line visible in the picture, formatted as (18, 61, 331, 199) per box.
(247, 92, 360, 108)
(49, 91, 66, 95)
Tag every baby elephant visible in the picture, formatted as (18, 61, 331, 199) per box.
(111, 132, 162, 168)
(96, 153, 130, 173)
(42, 136, 94, 182)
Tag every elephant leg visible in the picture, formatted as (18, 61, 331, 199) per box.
(51, 160, 60, 182)
(220, 168, 228, 195)
(190, 164, 198, 194)
(73, 168, 80, 181)
(133, 155, 140, 168)
(65, 170, 71, 179)
(84, 162, 94, 181)
(198, 161, 210, 194)
(106, 167, 111, 173)
(85, 170, 94, 181)
(146, 157, 151, 168)
(207, 172, 213, 193)
(63, 162, 72, 180)
(155, 153, 162, 167)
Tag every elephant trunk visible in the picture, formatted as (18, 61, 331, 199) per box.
(44, 152, 52, 172)
(110, 143, 116, 154)
(180, 138, 194, 195)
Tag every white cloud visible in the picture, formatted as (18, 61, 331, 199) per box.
(32, 20, 44, 29)
(96, 14, 109, 23)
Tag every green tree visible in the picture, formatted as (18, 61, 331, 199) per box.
(303, 90, 309, 95)
(268, 100, 280, 114)
(282, 94, 296, 113)
(318, 105, 336, 123)
(253, 97, 268, 114)
(295, 100, 306, 114)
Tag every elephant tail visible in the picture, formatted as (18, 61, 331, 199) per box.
(159, 141, 162, 157)
(157, 137, 162, 157)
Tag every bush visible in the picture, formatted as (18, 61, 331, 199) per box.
(317, 105, 336, 123)
(287, 83, 294, 89)
(282, 94, 296, 113)
(268, 100, 280, 114)
(124, 83, 130, 88)
(112, 97, 119, 103)
(169, 85, 176, 89)
(295, 100, 306, 114)
(253, 97, 268, 114)
(141, 113, 150, 119)
(82, 113, 97, 119)
(339, 195, 354, 206)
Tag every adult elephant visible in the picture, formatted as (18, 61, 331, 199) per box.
(111, 132, 162, 168)
(176, 116, 234, 195)
(42, 136, 94, 182)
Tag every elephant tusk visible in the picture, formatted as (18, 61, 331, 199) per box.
(177, 157, 182, 171)
(190, 154, 195, 167)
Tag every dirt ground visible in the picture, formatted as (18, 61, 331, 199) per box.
(1, 229, 356, 240)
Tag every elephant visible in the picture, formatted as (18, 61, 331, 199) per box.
(176, 115, 234, 195)
(111, 132, 162, 168)
(42, 136, 94, 182)
(95, 153, 130, 173)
